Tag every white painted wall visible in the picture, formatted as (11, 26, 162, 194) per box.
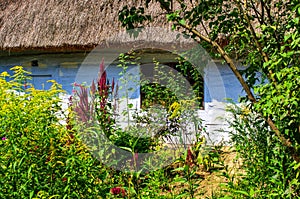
(199, 61, 246, 144)
(1, 54, 246, 145)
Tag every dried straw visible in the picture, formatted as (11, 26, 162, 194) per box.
(0, 0, 173, 51)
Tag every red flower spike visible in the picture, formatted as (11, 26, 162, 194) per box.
(186, 147, 195, 167)
(98, 59, 107, 96)
(73, 84, 94, 124)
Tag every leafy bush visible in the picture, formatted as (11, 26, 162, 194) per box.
(0, 66, 109, 198)
(224, 104, 300, 198)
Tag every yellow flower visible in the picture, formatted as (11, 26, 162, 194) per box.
(11, 65, 22, 70)
(168, 101, 181, 119)
(241, 106, 251, 115)
(240, 105, 251, 120)
(47, 80, 57, 84)
(0, 71, 9, 77)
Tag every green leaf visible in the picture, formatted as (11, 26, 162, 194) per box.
(284, 34, 291, 42)
(173, 177, 187, 183)
(293, 17, 299, 25)
(294, 162, 300, 170)
(233, 190, 250, 196)
(179, 19, 186, 25)
(173, 167, 185, 172)
(119, 146, 133, 152)
(29, 191, 34, 199)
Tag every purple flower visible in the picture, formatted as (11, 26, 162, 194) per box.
(2, 137, 7, 141)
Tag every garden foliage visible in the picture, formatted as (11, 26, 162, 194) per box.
(1, 0, 299, 197)
(0, 66, 177, 198)
(118, 0, 300, 197)
(69, 54, 214, 198)
(0, 67, 107, 198)
(0, 59, 228, 198)
(226, 104, 300, 198)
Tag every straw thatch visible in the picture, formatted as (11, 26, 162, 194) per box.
(0, 0, 176, 52)
(0, 0, 265, 53)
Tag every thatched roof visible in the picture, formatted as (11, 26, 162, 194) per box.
(0, 0, 179, 53)
(1, 0, 276, 56)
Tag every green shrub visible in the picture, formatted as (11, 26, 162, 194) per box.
(224, 104, 300, 198)
(0, 66, 108, 198)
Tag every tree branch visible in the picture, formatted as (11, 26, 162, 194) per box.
(250, 0, 264, 25)
(237, 0, 279, 87)
(178, 22, 300, 163)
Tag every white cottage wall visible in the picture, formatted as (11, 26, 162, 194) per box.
(199, 61, 246, 144)
(0, 54, 246, 145)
